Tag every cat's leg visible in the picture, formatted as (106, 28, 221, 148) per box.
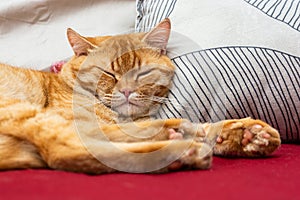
(43, 119, 211, 173)
(0, 134, 46, 170)
(203, 118, 281, 157)
(96, 118, 206, 142)
(0, 99, 47, 170)
(0, 120, 212, 174)
(45, 139, 212, 174)
(0, 101, 211, 173)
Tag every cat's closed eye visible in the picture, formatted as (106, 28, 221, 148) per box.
(136, 69, 155, 81)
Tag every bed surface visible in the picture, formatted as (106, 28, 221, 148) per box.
(1, 144, 299, 200)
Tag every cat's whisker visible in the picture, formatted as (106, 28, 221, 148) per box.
(103, 95, 189, 110)
(148, 96, 194, 110)
(103, 97, 120, 101)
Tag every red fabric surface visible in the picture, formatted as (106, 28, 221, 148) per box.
(1, 144, 299, 200)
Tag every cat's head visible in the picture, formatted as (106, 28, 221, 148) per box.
(64, 19, 175, 120)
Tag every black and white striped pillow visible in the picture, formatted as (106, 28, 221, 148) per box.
(136, 0, 177, 32)
(135, 0, 300, 142)
(245, 0, 300, 32)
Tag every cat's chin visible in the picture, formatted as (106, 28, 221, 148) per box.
(113, 103, 149, 119)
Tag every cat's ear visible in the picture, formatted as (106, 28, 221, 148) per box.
(67, 28, 97, 56)
(142, 18, 171, 55)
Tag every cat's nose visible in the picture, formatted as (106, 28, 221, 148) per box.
(120, 89, 133, 98)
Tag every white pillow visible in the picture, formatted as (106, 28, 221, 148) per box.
(135, 0, 300, 142)
(0, 0, 136, 69)
(137, 0, 300, 56)
(171, 0, 299, 55)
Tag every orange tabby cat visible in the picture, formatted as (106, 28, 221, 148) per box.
(0, 19, 280, 174)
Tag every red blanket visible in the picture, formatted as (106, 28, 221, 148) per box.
(1, 144, 299, 200)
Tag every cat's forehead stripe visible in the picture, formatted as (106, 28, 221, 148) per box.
(108, 51, 142, 74)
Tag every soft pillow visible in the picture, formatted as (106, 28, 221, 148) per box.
(0, 0, 136, 69)
(135, 0, 300, 142)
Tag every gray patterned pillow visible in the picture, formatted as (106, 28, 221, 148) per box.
(135, 0, 300, 142)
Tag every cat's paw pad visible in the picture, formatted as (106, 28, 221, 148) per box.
(167, 120, 206, 141)
(216, 124, 271, 146)
(242, 124, 273, 152)
(168, 142, 212, 171)
(168, 128, 184, 140)
(214, 118, 281, 157)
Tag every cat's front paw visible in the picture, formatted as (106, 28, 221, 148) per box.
(165, 121, 212, 171)
(213, 118, 281, 157)
(168, 142, 212, 171)
(167, 120, 206, 142)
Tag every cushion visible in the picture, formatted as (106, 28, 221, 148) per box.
(135, 0, 300, 142)
(0, 0, 136, 69)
